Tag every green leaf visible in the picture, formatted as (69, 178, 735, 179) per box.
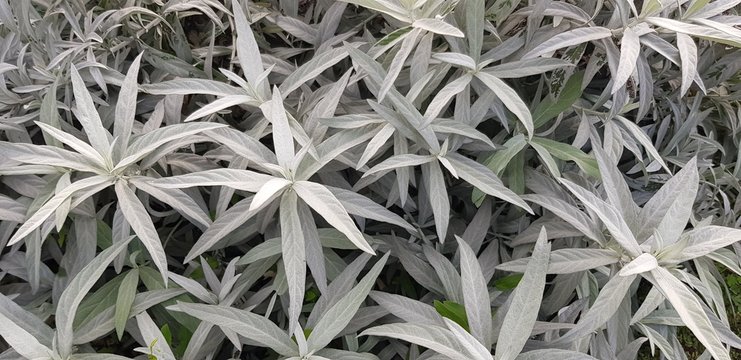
(115, 268, 139, 339)
(434, 300, 469, 331)
(494, 274, 523, 290)
(532, 72, 584, 128)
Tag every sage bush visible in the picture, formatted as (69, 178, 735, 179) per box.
(0, 0, 740, 359)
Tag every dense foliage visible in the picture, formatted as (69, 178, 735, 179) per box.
(0, 0, 740, 359)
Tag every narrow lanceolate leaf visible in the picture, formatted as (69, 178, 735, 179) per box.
(141, 79, 243, 96)
(232, 0, 267, 97)
(636, 157, 698, 244)
(35, 122, 108, 168)
(672, 226, 741, 262)
(557, 273, 636, 343)
(361, 323, 473, 360)
(362, 154, 434, 178)
(280, 190, 306, 335)
(497, 248, 619, 274)
(558, 178, 642, 256)
(516, 349, 598, 359)
(307, 253, 389, 351)
(114, 53, 144, 154)
(445, 153, 533, 213)
(117, 123, 227, 169)
(647, 267, 731, 360)
(592, 146, 638, 226)
(0, 311, 53, 359)
(135, 312, 176, 360)
(260, 87, 294, 169)
(280, 48, 349, 96)
(612, 27, 640, 94)
(427, 161, 450, 243)
(523, 27, 613, 59)
(56, 237, 133, 359)
(149, 169, 273, 193)
(619, 253, 658, 276)
(169, 302, 297, 356)
(9, 175, 114, 245)
(70, 64, 110, 155)
(475, 71, 533, 138)
(115, 268, 139, 339)
(412, 18, 464, 37)
(457, 236, 493, 349)
(676, 33, 698, 97)
(250, 178, 291, 211)
(115, 181, 169, 283)
(0, 142, 103, 173)
(293, 181, 374, 254)
(495, 228, 550, 360)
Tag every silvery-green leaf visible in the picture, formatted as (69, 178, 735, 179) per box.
(516, 349, 598, 359)
(280, 190, 306, 334)
(74, 289, 187, 344)
(307, 252, 389, 351)
(457, 236, 493, 349)
(135, 311, 176, 360)
(361, 323, 473, 359)
(645, 17, 741, 47)
(443, 318, 491, 360)
(279, 47, 348, 96)
(293, 181, 374, 254)
(523, 27, 613, 59)
(495, 228, 550, 360)
(35, 122, 108, 169)
(168, 272, 216, 304)
(114, 53, 144, 156)
(150, 169, 274, 192)
(412, 18, 464, 37)
(676, 33, 698, 96)
(114, 268, 139, 339)
(485, 58, 574, 78)
(646, 267, 730, 360)
(314, 349, 380, 360)
(635, 157, 698, 244)
(0, 142, 103, 173)
(362, 154, 435, 178)
(423, 74, 473, 126)
(184, 95, 258, 122)
(445, 153, 532, 213)
(141, 79, 243, 96)
(70, 64, 111, 155)
(592, 146, 638, 227)
(169, 302, 297, 356)
(9, 175, 114, 245)
(250, 178, 291, 211)
(379, 29, 421, 101)
(557, 273, 636, 343)
(260, 87, 294, 169)
(497, 248, 618, 274)
(612, 27, 640, 94)
(115, 181, 168, 283)
(427, 161, 450, 242)
(424, 245, 463, 303)
(130, 178, 212, 230)
(233, 0, 268, 97)
(474, 71, 533, 138)
(56, 237, 133, 358)
(432, 53, 477, 70)
(369, 291, 446, 326)
(117, 123, 227, 169)
(0, 311, 53, 359)
(559, 178, 642, 256)
(619, 253, 658, 276)
(670, 226, 741, 262)
(185, 196, 257, 262)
